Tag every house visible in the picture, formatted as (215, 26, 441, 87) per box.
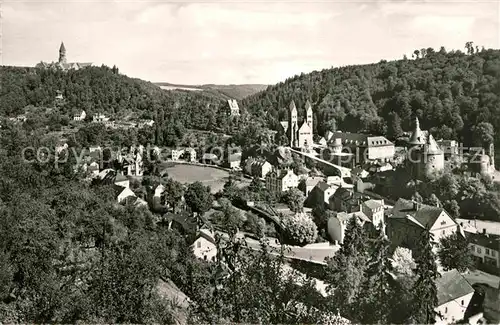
(327, 211, 372, 244)
(301, 176, 324, 197)
(329, 187, 364, 213)
(87, 161, 100, 177)
(226, 152, 242, 169)
(387, 199, 462, 254)
(227, 99, 240, 116)
(131, 196, 148, 207)
(435, 269, 475, 325)
(121, 151, 144, 176)
(89, 145, 101, 153)
(113, 184, 137, 204)
(191, 228, 217, 261)
(325, 131, 395, 164)
(92, 113, 109, 123)
(457, 218, 500, 236)
(467, 232, 500, 269)
(305, 181, 338, 208)
(244, 158, 273, 178)
(73, 110, 86, 121)
(185, 148, 197, 162)
(361, 199, 385, 230)
(265, 169, 299, 195)
(172, 149, 184, 161)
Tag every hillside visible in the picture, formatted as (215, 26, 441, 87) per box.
(0, 65, 240, 132)
(155, 82, 268, 100)
(242, 47, 500, 151)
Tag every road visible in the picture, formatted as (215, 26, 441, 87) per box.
(464, 270, 500, 289)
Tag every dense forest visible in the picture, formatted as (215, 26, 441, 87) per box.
(0, 65, 245, 133)
(243, 45, 500, 150)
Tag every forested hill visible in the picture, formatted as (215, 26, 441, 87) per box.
(242, 47, 500, 149)
(155, 82, 268, 100)
(0, 65, 231, 131)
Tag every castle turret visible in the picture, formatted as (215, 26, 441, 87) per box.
(408, 117, 425, 146)
(59, 42, 67, 64)
(422, 134, 444, 177)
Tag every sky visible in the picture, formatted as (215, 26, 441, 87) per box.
(2, 0, 500, 85)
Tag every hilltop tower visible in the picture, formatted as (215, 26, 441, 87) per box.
(289, 101, 298, 147)
(59, 42, 67, 64)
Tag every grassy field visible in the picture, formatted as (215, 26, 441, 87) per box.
(165, 164, 231, 193)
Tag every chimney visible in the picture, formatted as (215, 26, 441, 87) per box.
(483, 228, 487, 235)
(413, 201, 420, 211)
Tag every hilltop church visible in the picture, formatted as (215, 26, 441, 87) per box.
(280, 100, 314, 151)
(36, 42, 92, 71)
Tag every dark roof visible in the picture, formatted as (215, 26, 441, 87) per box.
(391, 198, 446, 228)
(467, 232, 500, 251)
(114, 173, 128, 183)
(436, 269, 474, 306)
(316, 181, 331, 192)
(289, 100, 297, 111)
(113, 184, 126, 198)
(332, 187, 352, 200)
(60, 42, 66, 52)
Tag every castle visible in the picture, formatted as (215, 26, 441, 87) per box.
(407, 117, 445, 178)
(280, 100, 314, 150)
(36, 42, 92, 71)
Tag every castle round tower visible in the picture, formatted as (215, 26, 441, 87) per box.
(421, 134, 444, 177)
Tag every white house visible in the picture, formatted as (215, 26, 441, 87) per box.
(467, 232, 500, 268)
(92, 113, 109, 123)
(88, 161, 100, 177)
(171, 149, 184, 161)
(244, 158, 273, 179)
(435, 269, 475, 325)
(327, 211, 372, 244)
(265, 169, 299, 195)
(114, 185, 137, 204)
(73, 110, 86, 121)
(191, 229, 217, 262)
(361, 199, 385, 230)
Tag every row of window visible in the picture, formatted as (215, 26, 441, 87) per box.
(471, 245, 498, 257)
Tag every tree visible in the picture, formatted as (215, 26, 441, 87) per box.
(411, 191, 423, 203)
(326, 216, 368, 317)
(472, 122, 494, 147)
(391, 247, 417, 277)
(282, 188, 305, 213)
(184, 182, 213, 224)
(425, 193, 442, 207)
(444, 199, 460, 218)
(358, 229, 394, 324)
(411, 229, 439, 324)
(222, 176, 239, 202)
(162, 178, 185, 212)
(280, 212, 317, 245)
(212, 199, 244, 235)
(438, 228, 474, 272)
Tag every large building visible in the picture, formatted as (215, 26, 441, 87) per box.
(387, 198, 462, 254)
(434, 269, 474, 325)
(265, 168, 299, 195)
(36, 42, 92, 71)
(227, 99, 240, 116)
(323, 131, 394, 165)
(407, 117, 445, 178)
(280, 100, 314, 151)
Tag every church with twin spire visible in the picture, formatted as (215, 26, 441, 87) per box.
(36, 42, 92, 71)
(280, 100, 314, 150)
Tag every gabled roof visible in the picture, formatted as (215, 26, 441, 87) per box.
(332, 187, 352, 200)
(467, 232, 500, 251)
(363, 199, 384, 210)
(391, 198, 447, 229)
(114, 172, 128, 183)
(436, 269, 474, 306)
(298, 121, 311, 133)
(195, 228, 216, 245)
(289, 100, 297, 112)
(280, 121, 289, 132)
(335, 211, 371, 224)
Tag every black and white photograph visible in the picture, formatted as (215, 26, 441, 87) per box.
(1, 0, 500, 323)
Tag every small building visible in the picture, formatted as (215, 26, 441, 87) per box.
(301, 176, 324, 197)
(437, 139, 459, 159)
(191, 228, 217, 262)
(185, 148, 197, 162)
(305, 181, 338, 208)
(87, 161, 100, 177)
(467, 232, 500, 269)
(92, 113, 109, 123)
(226, 152, 242, 170)
(361, 199, 385, 230)
(435, 269, 474, 325)
(113, 184, 137, 204)
(201, 153, 219, 165)
(244, 158, 273, 179)
(327, 211, 372, 244)
(265, 169, 299, 195)
(329, 187, 364, 213)
(171, 149, 184, 161)
(73, 110, 86, 121)
(227, 99, 240, 116)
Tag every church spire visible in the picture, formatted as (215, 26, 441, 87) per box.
(59, 42, 67, 64)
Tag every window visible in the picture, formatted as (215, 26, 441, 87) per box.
(445, 307, 448, 314)
(197, 241, 201, 248)
(477, 247, 482, 254)
(203, 255, 207, 261)
(461, 300, 464, 306)
(441, 221, 446, 225)
(442, 230, 445, 235)
(486, 248, 490, 255)
(492, 250, 497, 257)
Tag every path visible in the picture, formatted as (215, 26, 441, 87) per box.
(288, 147, 351, 178)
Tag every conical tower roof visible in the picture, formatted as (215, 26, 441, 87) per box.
(305, 100, 312, 112)
(408, 117, 425, 145)
(426, 134, 443, 155)
(289, 100, 297, 112)
(59, 42, 66, 52)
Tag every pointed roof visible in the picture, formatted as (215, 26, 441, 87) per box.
(408, 117, 425, 145)
(436, 269, 474, 306)
(289, 100, 297, 112)
(298, 121, 311, 133)
(59, 42, 66, 52)
(305, 100, 312, 113)
(426, 134, 443, 155)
